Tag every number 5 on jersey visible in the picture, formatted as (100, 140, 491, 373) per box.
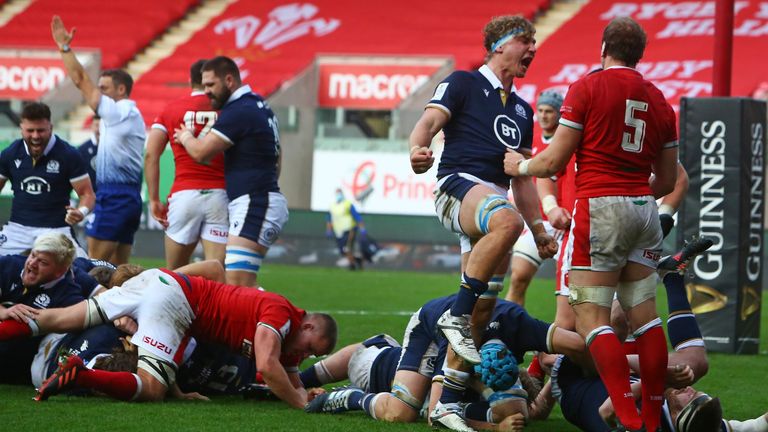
(621, 99, 648, 153)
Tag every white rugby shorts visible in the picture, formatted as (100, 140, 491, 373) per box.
(93, 269, 194, 364)
(166, 189, 229, 245)
(0, 222, 87, 258)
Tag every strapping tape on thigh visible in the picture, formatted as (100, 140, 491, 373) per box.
(390, 381, 422, 411)
(616, 273, 657, 310)
(475, 194, 513, 234)
(568, 285, 616, 308)
(137, 350, 177, 388)
(225, 246, 263, 273)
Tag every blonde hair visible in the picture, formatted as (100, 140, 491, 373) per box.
(483, 15, 536, 59)
(32, 233, 75, 268)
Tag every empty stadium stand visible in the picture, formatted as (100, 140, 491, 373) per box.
(0, 0, 199, 69)
(131, 0, 553, 123)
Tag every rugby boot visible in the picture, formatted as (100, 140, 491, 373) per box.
(35, 354, 84, 401)
(437, 311, 481, 364)
(657, 237, 714, 278)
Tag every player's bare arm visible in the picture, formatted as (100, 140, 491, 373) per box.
(169, 383, 210, 402)
(650, 147, 679, 199)
(174, 123, 230, 165)
(65, 176, 95, 225)
(408, 108, 447, 174)
(51, 16, 100, 111)
(175, 260, 226, 282)
(536, 176, 571, 230)
(511, 173, 557, 259)
(145, 128, 170, 228)
(254, 326, 308, 409)
(505, 125, 581, 178)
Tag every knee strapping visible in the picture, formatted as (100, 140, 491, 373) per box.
(616, 273, 657, 310)
(568, 285, 616, 308)
(390, 381, 422, 411)
(137, 351, 177, 388)
(225, 246, 263, 274)
(84, 298, 108, 328)
(480, 274, 505, 299)
(475, 194, 513, 234)
(462, 273, 489, 297)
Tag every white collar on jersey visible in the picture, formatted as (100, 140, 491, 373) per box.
(478, 64, 518, 94)
(23, 134, 57, 157)
(190, 90, 205, 96)
(604, 65, 641, 75)
(225, 84, 253, 107)
(19, 268, 66, 290)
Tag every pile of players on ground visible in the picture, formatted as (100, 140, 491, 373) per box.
(0, 233, 765, 432)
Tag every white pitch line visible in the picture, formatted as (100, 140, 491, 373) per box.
(317, 310, 415, 316)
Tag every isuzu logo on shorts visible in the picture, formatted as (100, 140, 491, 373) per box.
(493, 115, 522, 149)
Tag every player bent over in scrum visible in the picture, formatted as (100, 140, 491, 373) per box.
(0, 260, 337, 407)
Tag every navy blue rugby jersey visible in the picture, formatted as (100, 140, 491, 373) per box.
(0, 136, 88, 227)
(484, 299, 550, 363)
(428, 69, 534, 186)
(0, 255, 84, 309)
(210, 86, 280, 199)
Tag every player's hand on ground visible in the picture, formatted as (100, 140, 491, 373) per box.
(0, 303, 39, 323)
(666, 364, 695, 388)
(64, 206, 85, 226)
(546, 207, 572, 230)
(149, 200, 169, 229)
(113, 316, 138, 335)
(51, 16, 75, 48)
(497, 412, 526, 432)
(177, 391, 210, 401)
(504, 150, 526, 176)
(410, 146, 434, 174)
(307, 387, 326, 402)
(534, 232, 558, 259)
(170, 384, 210, 401)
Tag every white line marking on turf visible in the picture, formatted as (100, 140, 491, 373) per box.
(317, 310, 415, 316)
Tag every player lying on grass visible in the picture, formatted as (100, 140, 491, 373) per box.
(304, 294, 590, 431)
(0, 260, 337, 408)
(521, 237, 767, 432)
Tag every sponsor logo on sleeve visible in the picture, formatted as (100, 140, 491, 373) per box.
(432, 82, 449, 101)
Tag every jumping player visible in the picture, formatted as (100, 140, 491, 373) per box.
(409, 15, 557, 430)
(506, 17, 678, 431)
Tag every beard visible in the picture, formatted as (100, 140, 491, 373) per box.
(210, 87, 233, 110)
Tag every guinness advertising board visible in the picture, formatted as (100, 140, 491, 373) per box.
(678, 97, 766, 354)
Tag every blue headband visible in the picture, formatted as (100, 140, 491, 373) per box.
(491, 27, 525, 52)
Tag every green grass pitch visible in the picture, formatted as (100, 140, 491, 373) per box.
(1, 263, 765, 431)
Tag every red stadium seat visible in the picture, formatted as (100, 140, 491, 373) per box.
(132, 0, 551, 123)
(0, 0, 199, 69)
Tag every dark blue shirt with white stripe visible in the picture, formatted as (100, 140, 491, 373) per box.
(428, 68, 534, 185)
(211, 85, 280, 199)
(0, 255, 84, 309)
(0, 136, 88, 227)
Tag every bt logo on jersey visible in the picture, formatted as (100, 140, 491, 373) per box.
(21, 176, 50, 195)
(493, 115, 522, 149)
